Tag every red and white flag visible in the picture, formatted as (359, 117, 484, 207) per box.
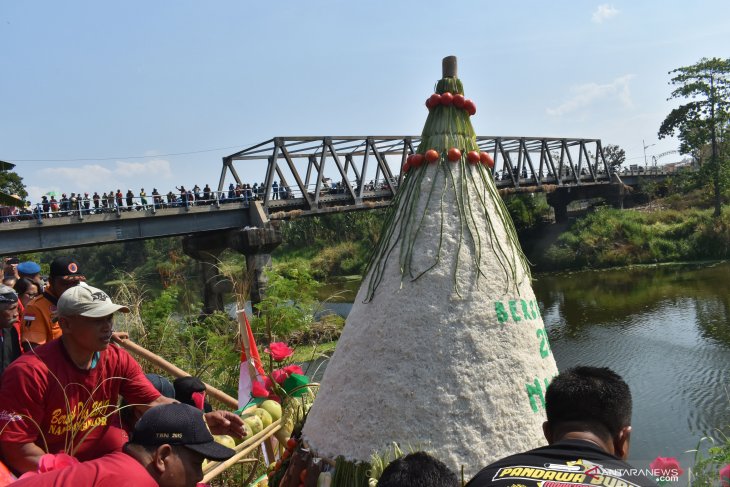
(237, 310, 266, 409)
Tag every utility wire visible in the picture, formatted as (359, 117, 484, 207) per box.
(9, 143, 254, 162)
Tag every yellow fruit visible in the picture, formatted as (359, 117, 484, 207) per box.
(235, 422, 254, 445)
(274, 419, 293, 445)
(260, 400, 282, 421)
(213, 434, 236, 449)
(254, 408, 273, 428)
(243, 414, 264, 435)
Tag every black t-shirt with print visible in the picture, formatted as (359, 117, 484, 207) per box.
(466, 439, 658, 487)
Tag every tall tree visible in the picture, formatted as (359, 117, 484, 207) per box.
(658, 57, 730, 216)
(0, 160, 26, 206)
(602, 144, 626, 172)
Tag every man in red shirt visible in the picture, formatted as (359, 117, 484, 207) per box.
(0, 284, 244, 474)
(12, 402, 236, 487)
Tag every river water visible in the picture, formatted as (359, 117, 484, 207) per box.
(317, 261, 730, 465)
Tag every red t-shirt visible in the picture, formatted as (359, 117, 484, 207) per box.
(10, 451, 157, 486)
(0, 340, 161, 462)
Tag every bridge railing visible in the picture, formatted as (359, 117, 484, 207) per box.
(263, 177, 397, 201)
(619, 166, 671, 176)
(0, 190, 242, 225)
(0, 176, 401, 226)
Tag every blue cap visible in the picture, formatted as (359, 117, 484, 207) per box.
(17, 261, 41, 276)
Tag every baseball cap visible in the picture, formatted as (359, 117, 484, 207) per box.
(17, 261, 41, 276)
(174, 376, 212, 412)
(147, 373, 176, 400)
(130, 403, 235, 461)
(57, 284, 129, 318)
(49, 256, 84, 280)
(0, 285, 18, 304)
(4, 257, 19, 265)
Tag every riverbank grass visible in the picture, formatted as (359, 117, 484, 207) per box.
(292, 340, 337, 363)
(543, 206, 730, 269)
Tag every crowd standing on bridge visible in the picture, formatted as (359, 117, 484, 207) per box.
(0, 176, 403, 224)
(0, 180, 300, 223)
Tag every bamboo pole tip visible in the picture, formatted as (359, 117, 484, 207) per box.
(442, 56, 458, 78)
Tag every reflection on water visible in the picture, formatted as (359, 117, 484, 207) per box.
(317, 262, 730, 463)
(535, 262, 730, 462)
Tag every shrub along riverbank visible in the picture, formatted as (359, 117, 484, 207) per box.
(537, 205, 730, 270)
(273, 192, 730, 275)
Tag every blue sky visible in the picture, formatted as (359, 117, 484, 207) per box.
(1, 1, 729, 202)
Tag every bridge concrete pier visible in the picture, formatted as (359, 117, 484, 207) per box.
(182, 232, 231, 316)
(546, 183, 627, 223)
(228, 225, 283, 307)
(182, 224, 283, 316)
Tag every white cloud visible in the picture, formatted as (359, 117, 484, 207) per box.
(546, 75, 635, 117)
(116, 159, 172, 178)
(592, 4, 619, 23)
(36, 159, 172, 195)
(41, 164, 113, 188)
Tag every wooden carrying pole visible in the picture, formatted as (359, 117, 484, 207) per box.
(112, 336, 239, 410)
(113, 335, 282, 480)
(202, 420, 282, 483)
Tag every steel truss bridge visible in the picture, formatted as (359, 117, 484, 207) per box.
(1, 136, 620, 254)
(219, 135, 614, 216)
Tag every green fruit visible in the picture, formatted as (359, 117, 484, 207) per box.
(254, 408, 273, 428)
(213, 434, 236, 449)
(260, 400, 282, 421)
(243, 414, 264, 435)
(235, 422, 254, 446)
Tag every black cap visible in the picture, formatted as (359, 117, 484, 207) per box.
(0, 285, 18, 304)
(130, 403, 235, 461)
(146, 373, 176, 399)
(174, 376, 212, 412)
(49, 256, 84, 279)
(174, 376, 205, 396)
(5, 257, 19, 265)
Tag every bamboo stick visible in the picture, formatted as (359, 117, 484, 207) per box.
(203, 419, 281, 474)
(112, 336, 239, 410)
(202, 420, 282, 482)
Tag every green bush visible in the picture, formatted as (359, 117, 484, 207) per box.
(542, 206, 730, 269)
(689, 430, 730, 487)
(504, 193, 551, 230)
(251, 261, 320, 340)
(310, 241, 367, 278)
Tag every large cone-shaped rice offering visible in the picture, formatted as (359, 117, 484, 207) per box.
(303, 57, 559, 475)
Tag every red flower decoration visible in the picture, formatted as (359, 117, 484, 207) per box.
(263, 376, 274, 391)
(272, 369, 289, 385)
(265, 342, 294, 362)
(283, 365, 303, 376)
(650, 457, 683, 477)
(720, 464, 730, 487)
(251, 381, 269, 398)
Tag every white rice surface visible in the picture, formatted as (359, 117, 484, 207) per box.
(303, 163, 559, 476)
